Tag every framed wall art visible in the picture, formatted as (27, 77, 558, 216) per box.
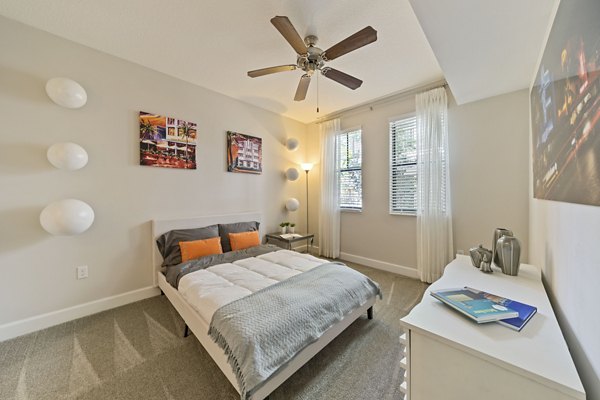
(227, 131, 262, 174)
(530, 0, 600, 206)
(139, 111, 197, 169)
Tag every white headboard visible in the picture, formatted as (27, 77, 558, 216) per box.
(151, 212, 263, 286)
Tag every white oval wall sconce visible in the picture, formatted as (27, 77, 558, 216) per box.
(45, 77, 88, 109)
(285, 167, 300, 181)
(286, 138, 299, 152)
(285, 198, 300, 212)
(40, 199, 95, 235)
(47, 142, 88, 170)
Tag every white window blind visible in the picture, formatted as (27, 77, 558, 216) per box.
(390, 116, 417, 214)
(390, 115, 448, 215)
(336, 129, 362, 210)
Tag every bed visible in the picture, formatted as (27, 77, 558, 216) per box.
(152, 212, 380, 400)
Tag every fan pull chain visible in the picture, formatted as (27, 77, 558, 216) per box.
(316, 71, 320, 113)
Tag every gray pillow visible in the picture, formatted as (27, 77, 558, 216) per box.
(156, 224, 219, 266)
(218, 221, 260, 252)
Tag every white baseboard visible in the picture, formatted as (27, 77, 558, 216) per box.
(339, 252, 419, 279)
(0, 286, 160, 342)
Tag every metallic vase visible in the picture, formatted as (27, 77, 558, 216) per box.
(492, 228, 513, 269)
(479, 248, 493, 273)
(469, 245, 484, 268)
(497, 235, 521, 276)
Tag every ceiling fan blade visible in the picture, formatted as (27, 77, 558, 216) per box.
(294, 74, 311, 101)
(323, 26, 377, 61)
(247, 65, 297, 78)
(271, 16, 308, 55)
(321, 68, 363, 90)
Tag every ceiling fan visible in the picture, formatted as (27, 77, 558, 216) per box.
(247, 16, 378, 101)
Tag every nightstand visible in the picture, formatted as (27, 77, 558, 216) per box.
(266, 233, 314, 253)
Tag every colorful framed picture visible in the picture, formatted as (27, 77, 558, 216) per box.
(530, 0, 600, 206)
(139, 111, 197, 169)
(227, 131, 262, 174)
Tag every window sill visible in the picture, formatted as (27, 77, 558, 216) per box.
(390, 212, 416, 217)
(341, 208, 362, 213)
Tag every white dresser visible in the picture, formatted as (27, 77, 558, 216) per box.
(399, 255, 585, 400)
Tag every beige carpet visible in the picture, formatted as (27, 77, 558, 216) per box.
(0, 262, 427, 400)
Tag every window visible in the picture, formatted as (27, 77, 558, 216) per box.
(336, 128, 362, 210)
(390, 115, 449, 215)
(390, 116, 417, 214)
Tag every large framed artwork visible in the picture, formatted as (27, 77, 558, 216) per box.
(531, 0, 600, 206)
(139, 111, 197, 169)
(227, 131, 262, 174)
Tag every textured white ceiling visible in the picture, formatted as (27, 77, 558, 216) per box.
(0, 0, 558, 120)
(0, 0, 443, 123)
(409, 0, 557, 105)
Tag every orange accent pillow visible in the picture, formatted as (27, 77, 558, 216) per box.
(229, 231, 260, 251)
(179, 237, 223, 262)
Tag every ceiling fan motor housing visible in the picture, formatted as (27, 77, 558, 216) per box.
(297, 36, 324, 75)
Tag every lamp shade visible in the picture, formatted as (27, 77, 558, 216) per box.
(40, 199, 95, 235)
(285, 198, 300, 212)
(47, 142, 88, 170)
(300, 163, 314, 172)
(45, 77, 87, 109)
(286, 138, 299, 151)
(285, 167, 300, 181)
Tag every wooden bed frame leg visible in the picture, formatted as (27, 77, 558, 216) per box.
(367, 306, 373, 320)
(183, 324, 190, 338)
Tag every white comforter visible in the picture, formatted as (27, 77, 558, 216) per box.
(178, 250, 326, 324)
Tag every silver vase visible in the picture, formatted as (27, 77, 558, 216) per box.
(492, 228, 513, 269)
(469, 245, 484, 268)
(479, 248, 493, 273)
(497, 235, 521, 276)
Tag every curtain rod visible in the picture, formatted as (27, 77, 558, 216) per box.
(314, 79, 448, 124)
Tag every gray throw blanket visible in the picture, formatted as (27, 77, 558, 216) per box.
(208, 262, 382, 400)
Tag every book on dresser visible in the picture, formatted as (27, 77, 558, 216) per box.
(430, 287, 519, 323)
(464, 287, 538, 331)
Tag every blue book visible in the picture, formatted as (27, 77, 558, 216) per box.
(431, 287, 519, 323)
(465, 287, 538, 331)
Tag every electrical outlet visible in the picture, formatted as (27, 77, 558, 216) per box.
(457, 249, 465, 255)
(76, 265, 88, 280)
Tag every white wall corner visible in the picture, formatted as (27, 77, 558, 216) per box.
(0, 286, 160, 342)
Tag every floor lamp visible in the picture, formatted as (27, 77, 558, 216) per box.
(300, 163, 313, 238)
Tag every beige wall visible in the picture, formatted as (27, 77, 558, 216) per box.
(449, 90, 530, 262)
(0, 17, 307, 327)
(530, 199, 600, 399)
(306, 89, 530, 272)
(337, 98, 418, 270)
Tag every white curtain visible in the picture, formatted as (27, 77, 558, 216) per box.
(318, 118, 341, 258)
(416, 87, 453, 283)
